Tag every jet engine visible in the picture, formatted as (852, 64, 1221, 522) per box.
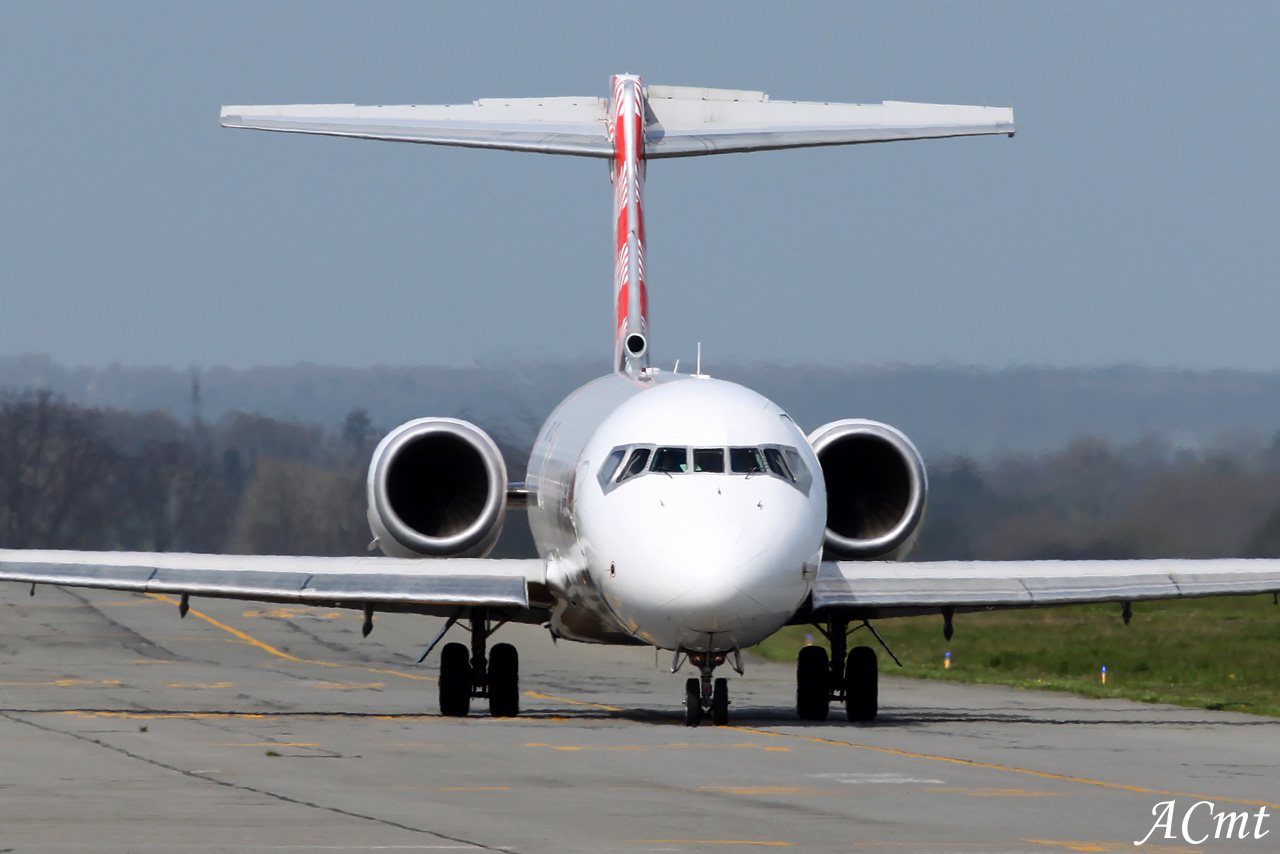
(807, 419, 928, 561)
(367, 418, 508, 558)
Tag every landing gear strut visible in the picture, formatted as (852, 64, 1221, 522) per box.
(795, 616, 886, 723)
(437, 607, 519, 718)
(680, 650, 734, 727)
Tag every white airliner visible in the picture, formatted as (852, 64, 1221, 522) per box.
(3, 77, 1278, 726)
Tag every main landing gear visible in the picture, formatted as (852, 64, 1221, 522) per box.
(678, 649, 740, 727)
(436, 607, 520, 718)
(796, 616, 892, 723)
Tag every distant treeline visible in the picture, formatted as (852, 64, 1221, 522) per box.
(0, 389, 369, 556)
(920, 438, 1280, 561)
(11, 353, 1280, 458)
(4, 389, 1280, 562)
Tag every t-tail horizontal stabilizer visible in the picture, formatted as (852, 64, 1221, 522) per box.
(221, 85, 1015, 159)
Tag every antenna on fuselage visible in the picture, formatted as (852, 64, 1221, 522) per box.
(694, 343, 709, 379)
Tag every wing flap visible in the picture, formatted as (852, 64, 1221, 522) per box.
(0, 550, 537, 609)
(814, 558, 1280, 612)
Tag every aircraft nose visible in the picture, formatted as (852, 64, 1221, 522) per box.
(661, 543, 795, 637)
(601, 487, 817, 650)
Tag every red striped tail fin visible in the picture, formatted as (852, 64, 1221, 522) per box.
(609, 75, 649, 375)
(223, 80, 1013, 377)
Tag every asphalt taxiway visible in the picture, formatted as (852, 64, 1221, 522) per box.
(0, 583, 1276, 853)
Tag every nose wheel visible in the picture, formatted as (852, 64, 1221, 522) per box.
(681, 651, 733, 727)
(684, 678, 701, 726)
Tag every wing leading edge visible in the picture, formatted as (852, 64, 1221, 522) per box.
(814, 559, 1280, 617)
(0, 550, 539, 612)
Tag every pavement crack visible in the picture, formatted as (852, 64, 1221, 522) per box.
(0, 711, 512, 852)
(59, 587, 188, 663)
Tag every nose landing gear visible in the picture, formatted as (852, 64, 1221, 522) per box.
(435, 607, 520, 718)
(679, 649, 737, 727)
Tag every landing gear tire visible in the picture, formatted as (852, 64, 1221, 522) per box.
(796, 645, 830, 721)
(711, 677, 729, 726)
(684, 677, 701, 727)
(488, 642, 520, 718)
(439, 642, 472, 717)
(845, 645, 878, 722)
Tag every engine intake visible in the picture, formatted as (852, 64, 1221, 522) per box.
(808, 419, 928, 561)
(367, 418, 507, 558)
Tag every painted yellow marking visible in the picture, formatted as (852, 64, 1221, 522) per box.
(42, 710, 437, 722)
(526, 742, 643, 751)
(525, 742, 787, 753)
(698, 786, 840, 796)
(15, 601, 149, 608)
(722, 724, 1280, 812)
(146, 594, 433, 682)
(1023, 843, 1199, 853)
(55, 711, 268, 720)
(96, 599, 1262, 825)
(394, 786, 511, 791)
(312, 681, 384, 690)
(10, 633, 216, 640)
(846, 845, 1039, 849)
(613, 841, 791, 848)
(197, 742, 318, 747)
(525, 690, 624, 711)
(528, 687, 1276, 813)
(164, 682, 234, 689)
(0, 679, 120, 687)
(922, 787, 1068, 797)
(241, 607, 349, 619)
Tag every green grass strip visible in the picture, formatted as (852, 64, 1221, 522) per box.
(753, 593, 1280, 717)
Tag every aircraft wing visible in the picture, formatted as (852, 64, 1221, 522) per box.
(221, 88, 1013, 160)
(814, 559, 1280, 617)
(0, 550, 540, 614)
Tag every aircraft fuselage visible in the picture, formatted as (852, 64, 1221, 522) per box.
(527, 372, 826, 653)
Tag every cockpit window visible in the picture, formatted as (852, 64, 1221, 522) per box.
(651, 446, 689, 473)
(729, 447, 766, 474)
(782, 447, 813, 495)
(601, 443, 811, 495)
(693, 448, 725, 473)
(619, 447, 651, 481)
(763, 447, 793, 481)
(599, 448, 627, 485)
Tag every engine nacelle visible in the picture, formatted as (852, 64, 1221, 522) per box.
(807, 419, 928, 561)
(367, 418, 507, 558)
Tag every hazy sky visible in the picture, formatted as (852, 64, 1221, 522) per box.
(2, 2, 1277, 372)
